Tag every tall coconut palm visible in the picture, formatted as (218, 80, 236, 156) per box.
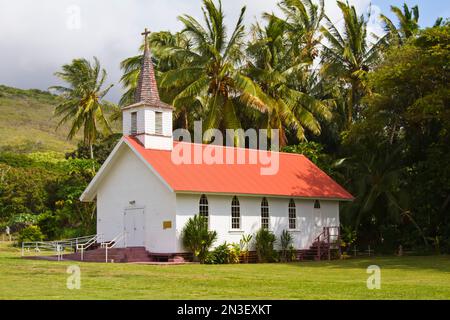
(266, 0, 325, 63)
(320, 1, 383, 128)
(159, 0, 267, 138)
(380, 4, 419, 46)
(245, 17, 332, 145)
(50, 57, 113, 159)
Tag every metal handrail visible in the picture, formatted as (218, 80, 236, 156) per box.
(21, 234, 99, 259)
(101, 232, 127, 263)
(314, 226, 340, 260)
(76, 234, 103, 261)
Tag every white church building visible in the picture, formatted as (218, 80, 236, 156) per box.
(80, 32, 353, 261)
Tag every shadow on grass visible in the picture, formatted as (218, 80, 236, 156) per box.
(280, 255, 450, 273)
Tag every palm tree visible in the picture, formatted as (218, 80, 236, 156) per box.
(120, 31, 199, 129)
(380, 4, 419, 46)
(50, 57, 113, 159)
(320, 1, 383, 128)
(158, 0, 267, 139)
(181, 214, 217, 263)
(245, 17, 332, 145)
(267, 0, 325, 63)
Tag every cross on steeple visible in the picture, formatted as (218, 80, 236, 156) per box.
(141, 28, 151, 46)
(141, 28, 151, 37)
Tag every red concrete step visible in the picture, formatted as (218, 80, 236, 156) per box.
(62, 247, 152, 263)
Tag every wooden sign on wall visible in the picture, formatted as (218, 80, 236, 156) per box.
(163, 221, 172, 229)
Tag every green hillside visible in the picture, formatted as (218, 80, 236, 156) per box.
(0, 85, 80, 153)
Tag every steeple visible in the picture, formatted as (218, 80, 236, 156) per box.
(121, 28, 174, 151)
(134, 28, 160, 104)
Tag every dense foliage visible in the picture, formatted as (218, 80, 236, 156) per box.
(0, 152, 98, 239)
(340, 26, 450, 253)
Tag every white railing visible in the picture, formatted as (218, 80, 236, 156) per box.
(76, 234, 103, 261)
(100, 232, 127, 263)
(21, 234, 99, 260)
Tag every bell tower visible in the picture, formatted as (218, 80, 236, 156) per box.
(122, 28, 173, 150)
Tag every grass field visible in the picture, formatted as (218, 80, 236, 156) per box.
(1, 242, 449, 300)
(0, 85, 118, 153)
(0, 85, 78, 153)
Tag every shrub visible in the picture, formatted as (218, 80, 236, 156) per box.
(254, 228, 276, 263)
(280, 229, 293, 262)
(181, 214, 217, 263)
(37, 211, 58, 240)
(340, 225, 357, 253)
(239, 234, 253, 263)
(17, 225, 44, 244)
(205, 242, 229, 264)
(205, 242, 241, 264)
(6, 213, 39, 233)
(228, 243, 241, 264)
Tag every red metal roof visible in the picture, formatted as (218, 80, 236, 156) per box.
(125, 136, 353, 200)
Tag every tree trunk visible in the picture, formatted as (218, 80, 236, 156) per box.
(348, 81, 356, 128)
(89, 143, 94, 160)
(183, 109, 188, 130)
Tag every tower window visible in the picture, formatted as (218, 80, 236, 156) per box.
(131, 112, 137, 135)
(155, 112, 163, 135)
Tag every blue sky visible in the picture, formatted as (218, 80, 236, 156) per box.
(0, 0, 448, 103)
(373, 0, 449, 27)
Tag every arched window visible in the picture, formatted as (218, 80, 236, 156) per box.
(288, 199, 296, 230)
(199, 194, 209, 225)
(261, 197, 269, 229)
(314, 200, 321, 209)
(231, 196, 240, 229)
(314, 199, 322, 227)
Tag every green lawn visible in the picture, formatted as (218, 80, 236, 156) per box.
(1, 242, 449, 300)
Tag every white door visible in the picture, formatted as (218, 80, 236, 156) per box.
(124, 208, 145, 247)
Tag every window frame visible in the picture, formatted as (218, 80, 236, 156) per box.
(131, 111, 137, 135)
(314, 199, 321, 209)
(261, 197, 269, 230)
(155, 111, 163, 135)
(231, 196, 241, 230)
(314, 199, 322, 228)
(199, 194, 209, 227)
(288, 199, 297, 230)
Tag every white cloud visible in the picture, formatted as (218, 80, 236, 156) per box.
(0, 0, 381, 102)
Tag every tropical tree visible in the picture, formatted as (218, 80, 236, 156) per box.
(158, 0, 268, 139)
(320, 1, 384, 128)
(380, 3, 420, 46)
(268, 0, 325, 63)
(245, 16, 332, 144)
(51, 57, 114, 159)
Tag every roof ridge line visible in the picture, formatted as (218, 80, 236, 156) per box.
(172, 140, 308, 157)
